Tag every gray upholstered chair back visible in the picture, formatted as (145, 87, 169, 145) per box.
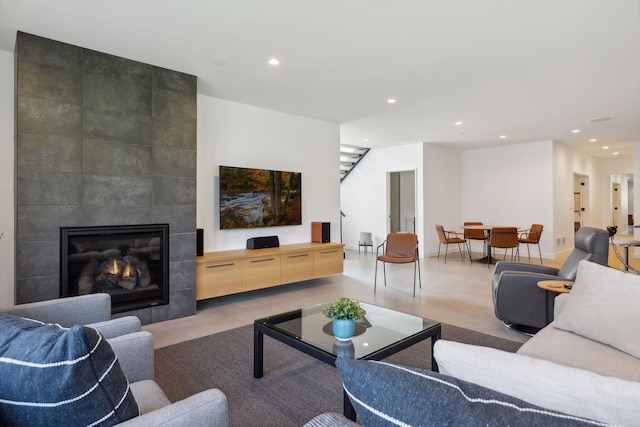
(557, 227, 609, 280)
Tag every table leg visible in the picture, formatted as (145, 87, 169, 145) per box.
(431, 331, 441, 372)
(253, 325, 264, 378)
(624, 246, 630, 272)
(344, 390, 356, 421)
(544, 290, 550, 325)
(485, 230, 492, 266)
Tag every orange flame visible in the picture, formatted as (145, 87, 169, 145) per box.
(105, 258, 119, 275)
(105, 259, 134, 278)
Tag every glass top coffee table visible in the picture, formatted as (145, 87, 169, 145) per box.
(253, 300, 441, 420)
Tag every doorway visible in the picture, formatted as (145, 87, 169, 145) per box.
(610, 173, 633, 235)
(388, 170, 416, 233)
(573, 174, 589, 233)
(612, 182, 622, 229)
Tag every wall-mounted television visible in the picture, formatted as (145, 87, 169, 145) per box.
(219, 165, 302, 229)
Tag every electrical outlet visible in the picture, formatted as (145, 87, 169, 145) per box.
(556, 237, 562, 246)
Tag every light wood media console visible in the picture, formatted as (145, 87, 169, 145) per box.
(196, 242, 344, 300)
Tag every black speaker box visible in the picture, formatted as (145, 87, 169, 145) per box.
(312, 222, 330, 243)
(247, 235, 280, 250)
(196, 228, 204, 256)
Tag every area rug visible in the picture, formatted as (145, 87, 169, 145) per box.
(154, 323, 522, 427)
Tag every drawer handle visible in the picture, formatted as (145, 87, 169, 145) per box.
(207, 263, 234, 268)
(320, 250, 338, 254)
(251, 258, 275, 263)
(289, 254, 309, 258)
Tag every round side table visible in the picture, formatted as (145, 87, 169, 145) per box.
(537, 280, 574, 294)
(537, 280, 574, 325)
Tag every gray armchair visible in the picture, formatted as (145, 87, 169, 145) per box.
(1, 294, 229, 426)
(491, 227, 609, 330)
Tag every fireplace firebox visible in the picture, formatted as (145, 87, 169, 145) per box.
(60, 224, 169, 313)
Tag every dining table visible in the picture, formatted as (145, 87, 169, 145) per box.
(462, 224, 522, 265)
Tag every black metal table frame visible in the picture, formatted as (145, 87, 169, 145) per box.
(612, 239, 640, 272)
(253, 308, 441, 421)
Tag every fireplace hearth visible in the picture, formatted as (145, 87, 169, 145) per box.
(60, 224, 170, 313)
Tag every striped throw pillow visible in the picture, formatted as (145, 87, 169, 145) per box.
(0, 313, 139, 426)
(336, 358, 602, 426)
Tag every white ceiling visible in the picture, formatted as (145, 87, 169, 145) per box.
(1, 0, 639, 158)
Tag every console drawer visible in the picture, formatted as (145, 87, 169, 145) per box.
(242, 255, 281, 291)
(281, 251, 314, 283)
(196, 259, 242, 300)
(314, 247, 344, 276)
(196, 243, 344, 300)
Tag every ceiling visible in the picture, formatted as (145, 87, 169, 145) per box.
(1, 0, 639, 158)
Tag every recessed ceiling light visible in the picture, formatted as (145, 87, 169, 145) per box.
(455, 121, 463, 126)
(499, 135, 507, 139)
(590, 117, 611, 122)
(268, 58, 280, 66)
(363, 138, 368, 142)
(613, 152, 620, 155)
(589, 139, 597, 142)
(387, 98, 396, 104)
(572, 129, 580, 133)
(214, 59, 226, 66)
(602, 146, 609, 149)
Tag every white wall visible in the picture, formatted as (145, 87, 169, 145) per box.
(423, 144, 463, 257)
(634, 142, 640, 242)
(462, 141, 555, 258)
(553, 142, 603, 252)
(343, 140, 598, 260)
(197, 95, 341, 252)
(340, 143, 424, 254)
(0, 51, 14, 306)
(0, 62, 341, 302)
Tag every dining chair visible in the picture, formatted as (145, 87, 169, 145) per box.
(358, 232, 373, 253)
(518, 224, 543, 264)
(487, 227, 519, 268)
(463, 221, 487, 262)
(434, 225, 466, 264)
(374, 233, 421, 296)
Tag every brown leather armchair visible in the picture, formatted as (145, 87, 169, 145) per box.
(463, 221, 487, 261)
(374, 233, 421, 296)
(487, 227, 519, 267)
(492, 227, 609, 332)
(435, 224, 466, 263)
(518, 224, 544, 264)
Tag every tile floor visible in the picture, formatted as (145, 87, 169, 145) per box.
(144, 245, 538, 348)
(143, 233, 636, 349)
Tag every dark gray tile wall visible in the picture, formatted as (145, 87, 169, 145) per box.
(15, 32, 197, 323)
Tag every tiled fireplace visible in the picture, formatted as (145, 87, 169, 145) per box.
(15, 32, 197, 323)
(60, 224, 170, 313)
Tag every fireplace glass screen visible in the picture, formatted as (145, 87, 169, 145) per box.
(60, 224, 169, 313)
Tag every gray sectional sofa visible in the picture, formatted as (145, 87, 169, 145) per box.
(307, 259, 640, 426)
(0, 294, 228, 426)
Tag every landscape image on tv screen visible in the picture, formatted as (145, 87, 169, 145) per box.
(219, 165, 302, 229)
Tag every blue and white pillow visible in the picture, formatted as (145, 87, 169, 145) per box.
(336, 358, 603, 426)
(0, 312, 139, 426)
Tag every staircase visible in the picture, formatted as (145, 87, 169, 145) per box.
(340, 144, 370, 182)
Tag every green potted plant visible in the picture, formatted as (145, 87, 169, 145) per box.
(323, 298, 366, 341)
